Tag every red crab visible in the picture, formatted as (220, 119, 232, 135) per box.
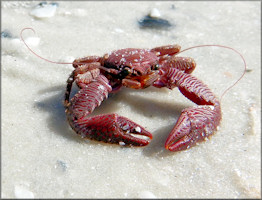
(64, 45, 221, 152)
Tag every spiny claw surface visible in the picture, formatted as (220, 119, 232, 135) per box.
(165, 106, 221, 152)
(73, 114, 152, 147)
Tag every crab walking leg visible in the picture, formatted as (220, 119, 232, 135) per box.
(64, 73, 152, 146)
(158, 68, 221, 151)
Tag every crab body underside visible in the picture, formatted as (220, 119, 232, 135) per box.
(64, 45, 221, 152)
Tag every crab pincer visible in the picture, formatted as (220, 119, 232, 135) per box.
(75, 114, 152, 146)
(165, 105, 221, 151)
(111, 115, 153, 146)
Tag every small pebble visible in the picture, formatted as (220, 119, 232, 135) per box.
(114, 28, 124, 33)
(149, 8, 161, 18)
(24, 37, 40, 47)
(1, 30, 12, 38)
(138, 10, 172, 29)
(30, 2, 58, 18)
(245, 69, 253, 73)
(138, 190, 157, 198)
(56, 160, 67, 172)
(14, 185, 34, 198)
(234, 168, 242, 177)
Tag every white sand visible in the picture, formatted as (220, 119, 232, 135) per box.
(2, 1, 261, 198)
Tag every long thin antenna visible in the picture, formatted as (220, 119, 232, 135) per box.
(20, 27, 73, 65)
(176, 44, 246, 102)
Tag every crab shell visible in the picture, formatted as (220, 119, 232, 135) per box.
(103, 48, 160, 89)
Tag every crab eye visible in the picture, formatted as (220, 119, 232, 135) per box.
(152, 64, 159, 70)
(118, 67, 130, 78)
(121, 69, 130, 76)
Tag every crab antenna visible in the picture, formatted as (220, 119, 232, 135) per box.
(20, 27, 73, 65)
(176, 44, 246, 102)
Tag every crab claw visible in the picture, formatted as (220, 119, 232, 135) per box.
(75, 114, 153, 147)
(165, 106, 221, 152)
(116, 115, 153, 146)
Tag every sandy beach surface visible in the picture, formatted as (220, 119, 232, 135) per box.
(2, 1, 261, 198)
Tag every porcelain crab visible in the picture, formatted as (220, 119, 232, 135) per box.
(64, 45, 221, 152)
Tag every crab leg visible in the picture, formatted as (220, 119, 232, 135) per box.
(64, 69, 152, 146)
(162, 57, 196, 74)
(151, 44, 181, 56)
(157, 67, 221, 151)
